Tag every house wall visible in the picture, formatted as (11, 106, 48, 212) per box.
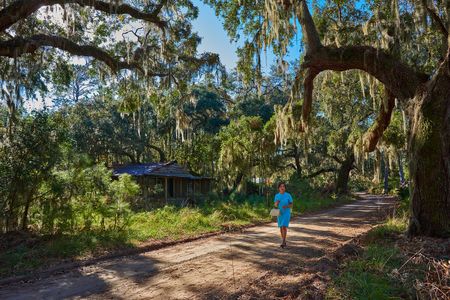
(133, 176, 211, 208)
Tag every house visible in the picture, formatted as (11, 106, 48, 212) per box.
(112, 161, 212, 206)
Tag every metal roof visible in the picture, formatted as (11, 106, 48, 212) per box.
(112, 161, 208, 180)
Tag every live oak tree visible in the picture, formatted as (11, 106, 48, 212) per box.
(170, 84, 229, 175)
(208, 0, 450, 237)
(0, 0, 221, 130)
(0, 0, 225, 232)
(218, 116, 278, 194)
(316, 71, 373, 194)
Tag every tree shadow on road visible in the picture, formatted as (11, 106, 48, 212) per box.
(0, 254, 162, 300)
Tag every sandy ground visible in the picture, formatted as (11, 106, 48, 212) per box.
(0, 194, 395, 300)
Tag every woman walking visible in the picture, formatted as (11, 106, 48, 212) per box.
(274, 182, 293, 248)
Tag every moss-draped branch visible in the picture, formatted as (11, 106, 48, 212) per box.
(0, 34, 171, 75)
(295, 0, 430, 150)
(0, 0, 167, 74)
(362, 89, 396, 152)
(0, 0, 166, 33)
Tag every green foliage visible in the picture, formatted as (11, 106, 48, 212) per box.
(218, 116, 277, 191)
(129, 206, 222, 240)
(349, 174, 373, 192)
(383, 111, 406, 149)
(231, 96, 274, 123)
(183, 86, 229, 134)
(35, 164, 139, 234)
(0, 111, 64, 231)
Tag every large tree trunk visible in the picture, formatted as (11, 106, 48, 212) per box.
(293, 0, 448, 237)
(408, 68, 450, 237)
(21, 193, 32, 231)
(336, 152, 355, 194)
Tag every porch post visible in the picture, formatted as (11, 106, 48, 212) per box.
(164, 177, 168, 205)
(193, 180, 196, 203)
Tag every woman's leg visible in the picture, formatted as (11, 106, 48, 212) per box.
(284, 227, 288, 243)
(281, 227, 287, 244)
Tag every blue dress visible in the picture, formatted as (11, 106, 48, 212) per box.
(274, 192, 293, 227)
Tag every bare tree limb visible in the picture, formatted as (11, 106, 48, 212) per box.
(362, 88, 396, 152)
(0, 0, 166, 33)
(0, 34, 169, 75)
(303, 45, 429, 100)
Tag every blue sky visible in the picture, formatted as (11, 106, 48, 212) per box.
(191, 0, 301, 72)
(191, 0, 240, 70)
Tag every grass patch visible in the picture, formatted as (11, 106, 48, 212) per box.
(366, 212, 409, 243)
(328, 245, 407, 300)
(326, 211, 418, 300)
(0, 190, 353, 279)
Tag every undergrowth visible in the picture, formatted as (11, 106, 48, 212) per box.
(0, 182, 353, 279)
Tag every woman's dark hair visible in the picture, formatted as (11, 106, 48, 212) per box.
(278, 182, 286, 189)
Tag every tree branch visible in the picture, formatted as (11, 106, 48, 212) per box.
(306, 167, 336, 178)
(362, 88, 395, 152)
(301, 67, 319, 131)
(0, 0, 166, 33)
(296, 0, 429, 102)
(0, 34, 169, 75)
(146, 144, 166, 162)
(303, 45, 429, 100)
(297, 0, 322, 54)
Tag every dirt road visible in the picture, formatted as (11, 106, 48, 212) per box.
(0, 194, 395, 299)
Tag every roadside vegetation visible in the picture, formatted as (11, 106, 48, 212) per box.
(0, 178, 353, 279)
(326, 192, 449, 300)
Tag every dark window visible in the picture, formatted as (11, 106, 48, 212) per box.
(168, 178, 174, 197)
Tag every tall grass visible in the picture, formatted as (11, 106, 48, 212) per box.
(0, 200, 271, 278)
(0, 184, 353, 278)
(128, 202, 271, 242)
